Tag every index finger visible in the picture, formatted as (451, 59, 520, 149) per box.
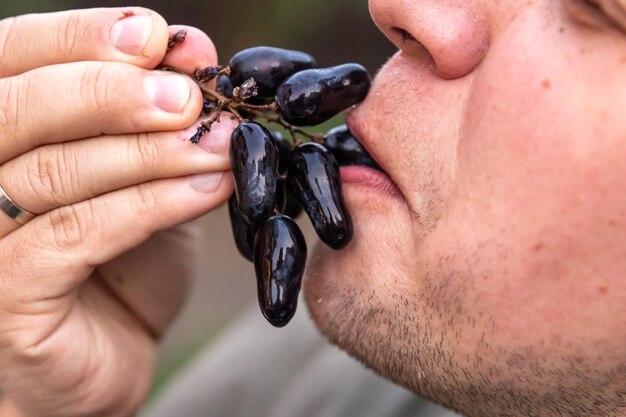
(0, 7, 169, 78)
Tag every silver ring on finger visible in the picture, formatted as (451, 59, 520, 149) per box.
(0, 182, 35, 225)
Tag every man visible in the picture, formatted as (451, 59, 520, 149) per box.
(305, 0, 626, 415)
(0, 1, 623, 417)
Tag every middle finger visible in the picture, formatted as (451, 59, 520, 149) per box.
(0, 60, 202, 163)
(0, 115, 236, 238)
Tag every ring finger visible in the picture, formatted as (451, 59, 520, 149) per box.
(0, 115, 236, 238)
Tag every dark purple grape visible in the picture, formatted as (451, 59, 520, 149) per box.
(324, 125, 381, 170)
(270, 130, 293, 174)
(275, 181, 304, 219)
(216, 75, 234, 98)
(254, 215, 307, 327)
(270, 130, 301, 219)
(227, 195, 256, 262)
(283, 189, 303, 219)
(229, 47, 317, 99)
(275, 64, 371, 126)
(288, 142, 352, 249)
(202, 99, 215, 115)
(230, 122, 279, 225)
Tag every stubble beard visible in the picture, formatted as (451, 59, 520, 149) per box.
(304, 244, 626, 417)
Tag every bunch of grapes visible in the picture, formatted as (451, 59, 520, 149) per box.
(168, 34, 379, 327)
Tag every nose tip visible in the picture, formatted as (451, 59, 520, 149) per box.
(427, 10, 490, 79)
(370, 0, 490, 80)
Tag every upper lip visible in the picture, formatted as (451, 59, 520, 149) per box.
(345, 110, 413, 212)
(345, 110, 387, 174)
(346, 109, 403, 179)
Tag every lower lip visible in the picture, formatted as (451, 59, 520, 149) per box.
(339, 165, 404, 200)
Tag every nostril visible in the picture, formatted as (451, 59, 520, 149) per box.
(381, 4, 490, 80)
(392, 27, 417, 44)
(390, 26, 435, 67)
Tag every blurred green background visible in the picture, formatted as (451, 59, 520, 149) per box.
(0, 0, 394, 71)
(0, 0, 395, 405)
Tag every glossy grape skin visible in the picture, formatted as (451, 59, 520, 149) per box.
(275, 64, 371, 126)
(276, 181, 304, 219)
(227, 195, 256, 262)
(270, 129, 303, 226)
(266, 129, 302, 218)
(254, 215, 307, 327)
(216, 75, 234, 98)
(324, 125, 381, 170)
(269, 130, 293, 174)
(229, 46, 317, 99)
(288, 142, 352, 249)
(230, 122, 279, 225)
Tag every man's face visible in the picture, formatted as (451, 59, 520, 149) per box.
(304, 1, 626, 415)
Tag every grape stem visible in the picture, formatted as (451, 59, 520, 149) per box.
(159, 65, 325, 146)
(166, 29, 187, 52)
(199, 85, 323, 145)
(201, 99, 226, 129)
(245, 109, 322, 145)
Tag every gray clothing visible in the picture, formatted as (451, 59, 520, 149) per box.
(142, 304, 461, 417)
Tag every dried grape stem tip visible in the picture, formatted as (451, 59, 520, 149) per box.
(190, 127, 206, 144)
(193, 65, 231, 83)
(167, 29, 187, 52)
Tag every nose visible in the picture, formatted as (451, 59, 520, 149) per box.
(369, 0, 490, 79)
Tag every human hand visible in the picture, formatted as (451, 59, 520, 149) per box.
(0, 7, 235, 417)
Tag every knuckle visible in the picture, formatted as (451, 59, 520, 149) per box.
(131, 183, 161, 236)
(47, 203, 92, 250)
(133, 134, 160, 172)
(27, 146, 75, 206)
(0, 92, 9, 141)
(0, 76, 24, 143)
(0, 16, 16, 75)
(135, 183, 159, 217)
(80, 62, 116, 115)
(56, 11, 87, 56)
(25, 152, 51, 201)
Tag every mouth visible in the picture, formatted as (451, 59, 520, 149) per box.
(342, 113, 405, 201)
(339, 165, 403, 199)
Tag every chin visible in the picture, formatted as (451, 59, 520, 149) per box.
(303, 179, 416, 360)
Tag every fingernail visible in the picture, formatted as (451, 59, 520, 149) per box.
(144, 73, 191, 113)
(110, 15, 153, 56)
(189, 172, 224, 194)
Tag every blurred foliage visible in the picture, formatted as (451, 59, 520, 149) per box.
(0, 0, 395, 73)
(0, 0, 70, 16)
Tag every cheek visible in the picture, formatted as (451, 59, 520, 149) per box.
(429, 12, 626, 353)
